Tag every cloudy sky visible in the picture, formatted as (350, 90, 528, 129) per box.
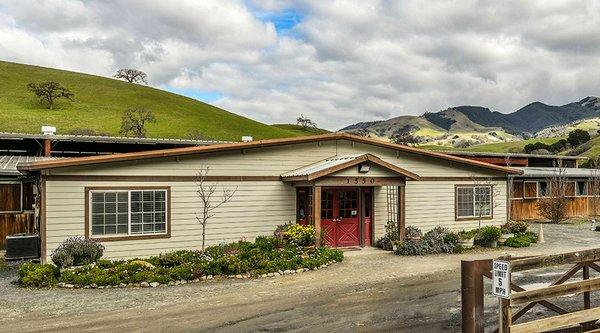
(1, 0, 599, 130)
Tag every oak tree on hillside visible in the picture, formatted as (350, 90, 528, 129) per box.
(119, 107, 156, 138)
(114, 68, 148, 84)
(27, 81, 74, 110)
(296, 114, 317, 128)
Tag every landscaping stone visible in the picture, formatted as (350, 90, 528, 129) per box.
(119, 283, 127, 288)
(273, 272, 281, 276)
(90, 283, 98, 289)
(140, 282, 150, 288)
(295, 269, 303, 273)
(207, 275, 213, 280)
(98, 286, 105, 289)
(64, 284, 74, 288)
(150, 282, 160, 288)
(235, 275, 243, 279)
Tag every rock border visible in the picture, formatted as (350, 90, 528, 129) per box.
(55, 260, 339, 289)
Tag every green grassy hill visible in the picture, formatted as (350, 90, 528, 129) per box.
(420, 137, 562, 153)
(271, 124, 330, 136)
(0, 61, 307, 141)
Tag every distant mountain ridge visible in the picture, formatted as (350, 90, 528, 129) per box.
(341, 97, 600, 146)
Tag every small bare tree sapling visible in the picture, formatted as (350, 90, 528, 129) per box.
(536, 162, 568, 224)
(119, 107, 156, 138)
(27, 81, 74, 110)
(114, 69, 148, 84)
(470, 176, 502, 231)
(196, 166, 237, 250)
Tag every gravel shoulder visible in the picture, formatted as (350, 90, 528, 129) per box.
(1, 222, 598, 332)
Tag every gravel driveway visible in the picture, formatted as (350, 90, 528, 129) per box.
(1, 222, 599, 332)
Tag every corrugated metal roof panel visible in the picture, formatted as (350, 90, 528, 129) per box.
(281, 154, 366, 178)
(515, 167, 599, 178)
(0, 155, 60, 176)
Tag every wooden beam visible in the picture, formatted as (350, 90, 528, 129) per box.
(510, 276, 600, 306)
(510, 307, 600, 333)
(510, 248, 600, 272)
(398, 185, 405, 241)
(313, 185, 322, 247)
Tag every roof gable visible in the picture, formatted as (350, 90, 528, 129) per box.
(281, 153, 420, 181)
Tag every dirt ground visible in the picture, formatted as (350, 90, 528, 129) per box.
(1, 222, 599, 333)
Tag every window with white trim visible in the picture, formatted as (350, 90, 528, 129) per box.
(577, 181, 588, 196)
(90, 189, 167, 237)
(456, 186, 492, 219)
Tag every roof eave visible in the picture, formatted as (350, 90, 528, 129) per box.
(17, 132, 520, 175)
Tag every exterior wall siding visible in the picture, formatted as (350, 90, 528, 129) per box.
(44, 180, 296, 261)
(42, 139, 509, 260)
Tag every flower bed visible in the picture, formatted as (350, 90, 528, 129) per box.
(18, 226, 343, 289)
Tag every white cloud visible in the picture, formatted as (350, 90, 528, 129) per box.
(1, 0, 600, 130)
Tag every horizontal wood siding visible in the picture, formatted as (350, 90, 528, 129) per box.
(44, 180, 296, 261)
(0, 213, 35, 249)
(405, 180, 507, 231)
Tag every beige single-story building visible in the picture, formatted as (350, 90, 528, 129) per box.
(17, 133, 520, 262)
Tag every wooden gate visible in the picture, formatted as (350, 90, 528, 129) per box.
(462, 249, 600, 332)
(0, 212, 35, 249)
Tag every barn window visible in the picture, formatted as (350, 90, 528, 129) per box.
(456, 186, 493, 219)
(0, 181, 22, 213)
(538, 181, 549, 197)
(523, 181, 538, 198)
(577, 181, 588, 196)
(89, 188, 168, 238)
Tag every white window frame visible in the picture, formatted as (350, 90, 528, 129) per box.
(0, 181, 23, 214)
(88, 188, 169, 240)
(455, 185, 493, 220)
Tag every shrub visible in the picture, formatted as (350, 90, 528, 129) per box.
(374, 220, 400, 251)
(501, 221, 528, 234)
(405, 226, 422, 239)
(475, 226, 501, 246)
(504, 234, 532, 248)
(282, 224, 316, 246)
(51, 236, 105, 268)
(395, 226, 462, 256)
(458, 229, 477, 240)
(18, 262, 59, 287)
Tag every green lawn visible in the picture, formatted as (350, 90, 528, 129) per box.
(0, 61, 304, 141)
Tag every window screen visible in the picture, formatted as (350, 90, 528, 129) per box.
(90, 189, 167, 237)
(456, 186, 493, 218)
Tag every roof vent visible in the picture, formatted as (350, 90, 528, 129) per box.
(241, 136, 253, 142)
(41, 126, 56, 136)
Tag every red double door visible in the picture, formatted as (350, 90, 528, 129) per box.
(321, 188, 361, 247)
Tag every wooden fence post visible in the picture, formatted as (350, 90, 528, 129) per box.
(500, 298, 512, 333)
(462, 260, 485, 332)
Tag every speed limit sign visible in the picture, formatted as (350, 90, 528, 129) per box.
(492, 259, 511, 299)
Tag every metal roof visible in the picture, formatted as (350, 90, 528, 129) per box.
(281, 154, 366, 178)
(0, 155, 60, 176)
(441, 151, 586, 160)
(17, 133, 522, 174)
(0, 132, 229, 146)
(514, 167, 599, 178)
(280, 153, 420, 180)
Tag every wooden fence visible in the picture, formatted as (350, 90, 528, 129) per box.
(462, 249, 600, 332)
(511, 197, 592, 221)
(0, 213, 35, 250)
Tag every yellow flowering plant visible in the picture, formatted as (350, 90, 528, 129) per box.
(283, 224, 316, 247)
